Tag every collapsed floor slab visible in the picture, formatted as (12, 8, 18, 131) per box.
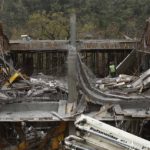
(0, 101, 66, 121)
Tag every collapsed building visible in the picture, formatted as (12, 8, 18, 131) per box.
(0, 16, 150, 149)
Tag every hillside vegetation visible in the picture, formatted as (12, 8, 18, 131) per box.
(0, 0, 150, 39)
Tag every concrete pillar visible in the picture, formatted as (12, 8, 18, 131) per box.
(67, 14, 77, 114)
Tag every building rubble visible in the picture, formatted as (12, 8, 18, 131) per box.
(0, 69, 68, 104)
(0, 17, 150, 149)
(95, 68, 150, 94)
(96, 74, 137, 92)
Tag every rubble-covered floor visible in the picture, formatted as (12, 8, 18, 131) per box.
(0, 74, 68, 122)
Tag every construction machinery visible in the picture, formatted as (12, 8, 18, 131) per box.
(65, 115, 150, 150)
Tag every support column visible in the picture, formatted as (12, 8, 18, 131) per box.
(67, 13, 77, 114)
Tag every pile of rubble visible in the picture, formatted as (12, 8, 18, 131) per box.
(96, 74, 136, 90)
(0, 72, 68, 103)
(95, 69, 150, 95)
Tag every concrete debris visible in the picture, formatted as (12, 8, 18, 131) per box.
(0, 92, 8, 99)
(0, 72, 68, 103)
(30, 77, 57, 87)
(132, 68, 150, 89)
(28, 76, 68, 98)
(96, 74, 136, 90)
(65, 115, 150, 150)
(95, 72, 150, 94)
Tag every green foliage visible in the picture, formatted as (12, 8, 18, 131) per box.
(24, 11, 69, 39)
(1, 0, 150, 39)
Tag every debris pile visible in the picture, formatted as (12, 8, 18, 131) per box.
(96, 74, 136, 89)
(0, 72, 68, 103)
(28, 74, 68, 99)
(95, 69, 150, 95)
